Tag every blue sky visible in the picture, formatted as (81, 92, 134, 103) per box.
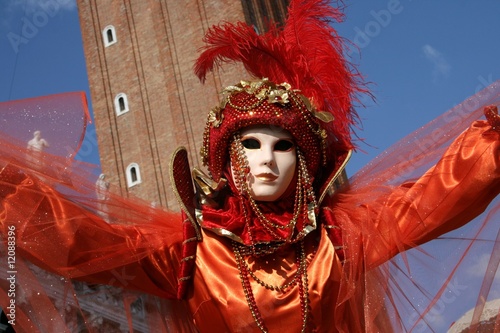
(1, 0, 499, 175)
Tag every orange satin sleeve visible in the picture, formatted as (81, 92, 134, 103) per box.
(360, 120, 500, 268)
(0, 164, 184, 299)
(324, 119, 500, 332)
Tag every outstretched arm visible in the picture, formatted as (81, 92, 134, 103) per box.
(329, 106, 500, 269)
(0, 164, 183, 299)
(368, 115, 500, 267)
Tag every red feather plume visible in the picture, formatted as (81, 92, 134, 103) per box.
(194, 0, 367, 149)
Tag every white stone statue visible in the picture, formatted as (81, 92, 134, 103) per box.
(27, 130, 49, 152)
(95, 173, 110, 201)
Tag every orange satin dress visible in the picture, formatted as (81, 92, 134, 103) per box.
(189, 228, 342, 332)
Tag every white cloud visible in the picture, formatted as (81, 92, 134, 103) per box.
(422, 44, 451, 82)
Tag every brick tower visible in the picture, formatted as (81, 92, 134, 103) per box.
(77, 0, 289, 209)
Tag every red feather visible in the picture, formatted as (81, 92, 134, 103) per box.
(194, 0, 367, 149)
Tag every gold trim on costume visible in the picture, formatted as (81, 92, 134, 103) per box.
(181, 255, 196, 262)
(318, 150, 352, 205)
(195, 202, 317, 245)
(169, 146, 202, 240)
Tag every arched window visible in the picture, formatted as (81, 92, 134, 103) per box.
(126, 163, 141, 187)
(103, 25, 117, 47)
(114, 93, 129, 116)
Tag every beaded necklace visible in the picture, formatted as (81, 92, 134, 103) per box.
(232, 240, 312, 332)
(228, 127, 319, 331)
(230, 134, 317, 246)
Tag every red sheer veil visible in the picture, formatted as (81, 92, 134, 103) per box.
(333, 81, 500, 332)
(0, 92, 195, 332)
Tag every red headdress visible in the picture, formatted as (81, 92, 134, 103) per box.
(195, 0, 367, 189)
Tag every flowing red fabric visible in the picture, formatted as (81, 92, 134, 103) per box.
(0, 93, 196, 332)
(331, 82, 500, 332)
(0, 84, 499, 332)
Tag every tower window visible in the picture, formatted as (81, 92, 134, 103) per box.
(103, 25, 117, 47)
(126, 163, 141, 187)
(114, 93, 129, 116)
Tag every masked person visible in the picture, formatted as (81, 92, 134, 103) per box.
(1, 1, 500, 332)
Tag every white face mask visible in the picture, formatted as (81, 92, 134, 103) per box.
(232, 125, 297, 202)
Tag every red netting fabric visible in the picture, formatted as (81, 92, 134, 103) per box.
(0, 92, 196, 332)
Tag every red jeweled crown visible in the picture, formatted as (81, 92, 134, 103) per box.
(201, 78, 327, 182)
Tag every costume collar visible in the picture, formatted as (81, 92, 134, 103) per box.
(196, 196, 316, 246)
